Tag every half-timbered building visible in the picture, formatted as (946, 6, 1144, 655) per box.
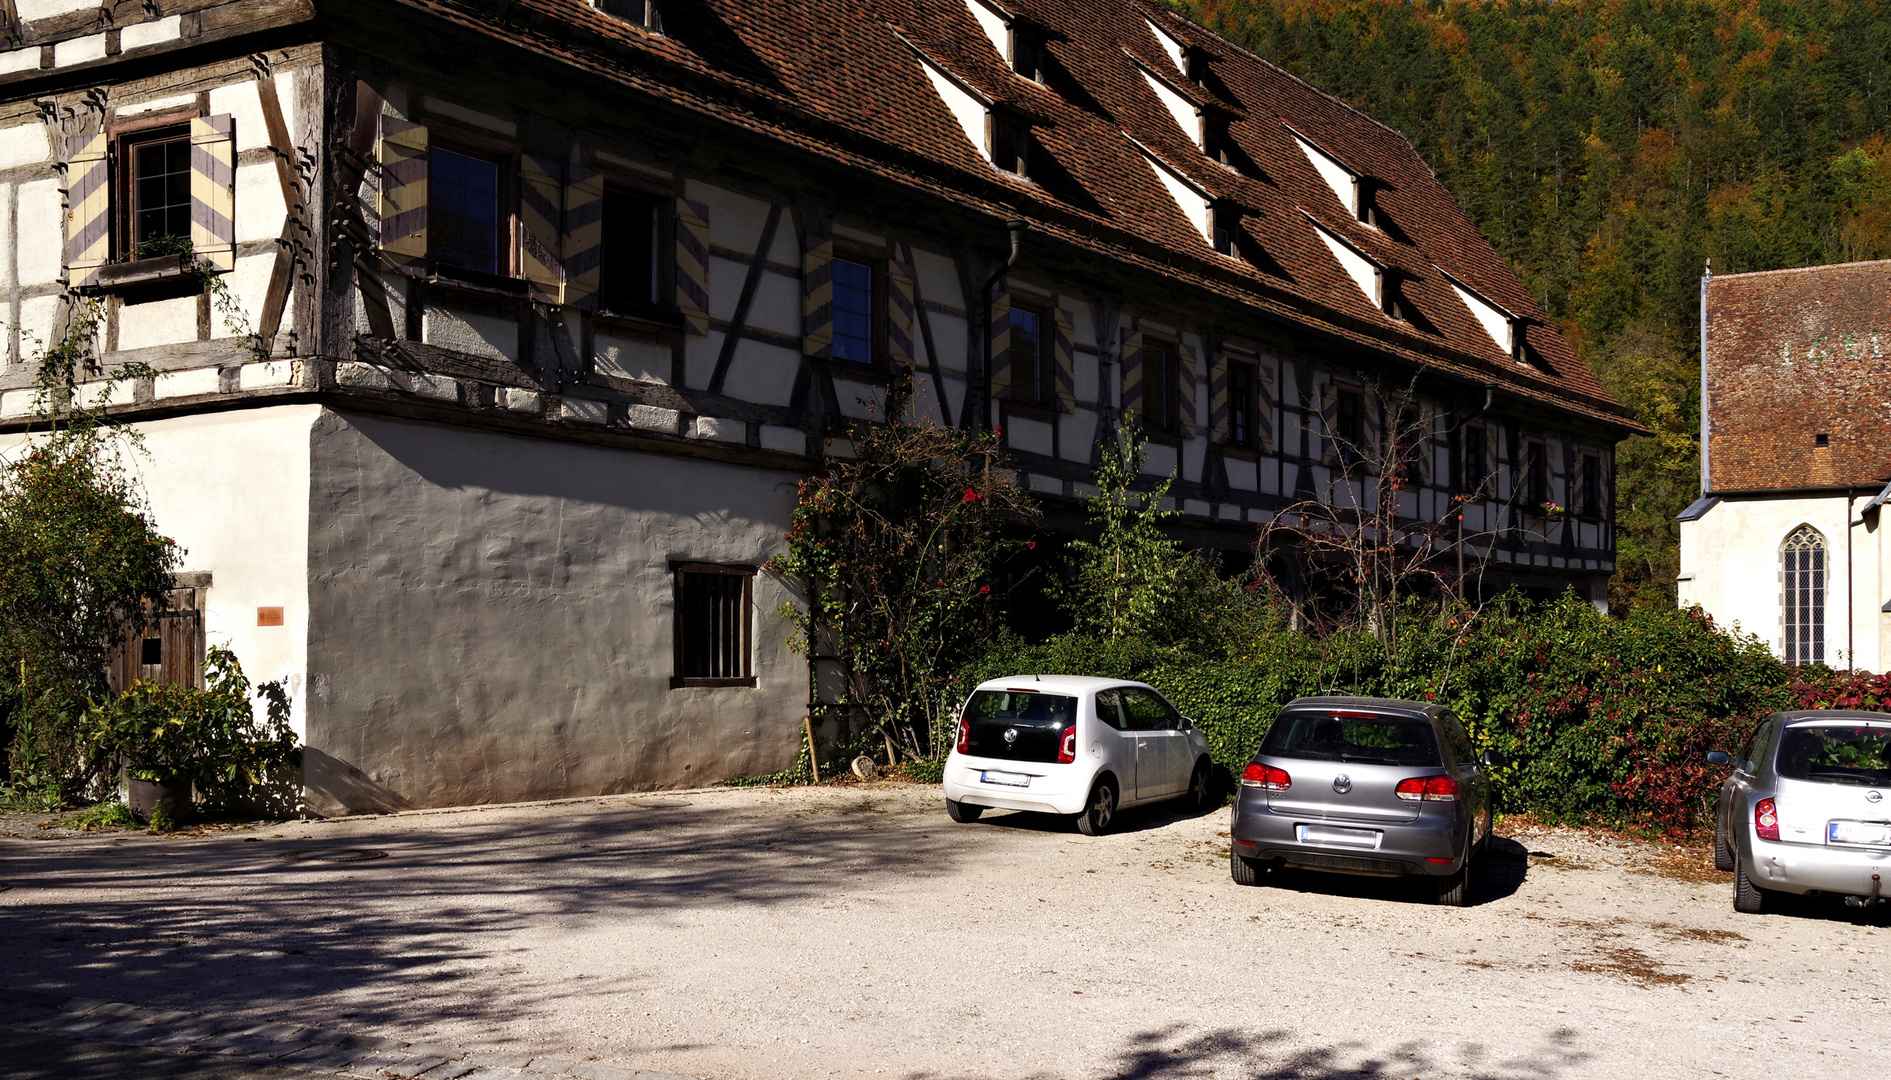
(0, 0, 1636, 811)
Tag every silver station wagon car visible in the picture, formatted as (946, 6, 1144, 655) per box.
(942, 675, 1214, 836)
(1229, 697, 1503, 906)
(1710, 710, 1891, 914)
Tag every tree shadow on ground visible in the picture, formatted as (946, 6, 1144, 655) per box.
(0, 795, 982, 1037)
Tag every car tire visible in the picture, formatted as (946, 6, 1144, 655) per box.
(945, 799, 983, 823)
(1075, 778, 1117, 837)
(1713, 814, 1735, 873)
(1185, 758, 1213, 813)
(1733, 857, 1774, 914)
(1230, 850, 1267, 887)
(1473, 806, 1494, 863)
(1433, 835, 1471, 907)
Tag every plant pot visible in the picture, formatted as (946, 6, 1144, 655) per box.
(127, 776, 191, 823)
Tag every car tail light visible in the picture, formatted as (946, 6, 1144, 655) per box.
(955, 715, 970, 755)
(1058, 723, 1077, 763)
(1755, 797, 1779, 841)
(1396, 776, 1459, 802)
(1241, 763, 1290, 791)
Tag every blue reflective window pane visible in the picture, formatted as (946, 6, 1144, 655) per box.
(431, 148, 501, 275)
(832, 258, 874, 364)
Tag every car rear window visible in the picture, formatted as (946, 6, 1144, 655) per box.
(961, 690, 1078, 763)
(1776, 724, 1891, 786)
(1260, 712, 1441, 767)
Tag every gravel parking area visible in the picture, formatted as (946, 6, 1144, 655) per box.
(0, 783, 1880, 1079)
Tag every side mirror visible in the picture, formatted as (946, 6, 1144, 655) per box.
(1479, 749, 1508, 769)
(1706, 750, 1730, 766)
(1178, 717, 1195, 731)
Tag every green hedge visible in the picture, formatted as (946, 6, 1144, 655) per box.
(953, 595, 1796, 837)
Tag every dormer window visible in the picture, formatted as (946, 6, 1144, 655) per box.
(1442, 270, 1521, 357)
(1146, 16, 1188, 73)
(1203, 114, 1235, 167)
(1291, 129, 1366, 218)
(1212, 204, 1237, 256)
(1308, 215, 1385, 313)
(1378, 268, 1409, 321)
(1132, 139, 1213, 248)
(597, 0, 659, 30)
(1011, 28, 1044, 81)
(990, 113, 1030, 177)
(1356, 178, 1385, 228)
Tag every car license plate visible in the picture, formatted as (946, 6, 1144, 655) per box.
(1828, 820, 1891, 847)
(981, 770, 1029, 787)
(1297, 824, 1382, 849)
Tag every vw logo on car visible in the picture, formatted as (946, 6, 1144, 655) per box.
(1332, 773, 1353, 794)
(1003, 727, 1018, 745)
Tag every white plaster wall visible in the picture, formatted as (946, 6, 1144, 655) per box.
(0, 406, 318, 732)
(688, 180, 770, 254)
(1679, 495, 1883, 670)
(0, 123, 49, 170)
(744, 270, 800, 337)
(118, 296, 199, 351)
(594, 328, 670, 383)
(423, 305, 517, 361)
(18, 178, 61, 286)
(302, 410, 806, 812)
(721, 338, 797, 405)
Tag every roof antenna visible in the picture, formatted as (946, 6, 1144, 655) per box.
(1034, 673, 1041, 681)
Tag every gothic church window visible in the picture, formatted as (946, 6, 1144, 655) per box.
(1781, 525, 1826, 665)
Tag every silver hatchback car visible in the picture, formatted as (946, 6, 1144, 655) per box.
(1710, 710, 1891, 914)
(1229, 696, 1504, 906)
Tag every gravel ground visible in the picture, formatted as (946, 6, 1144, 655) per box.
(0, 783, 1881, 1080)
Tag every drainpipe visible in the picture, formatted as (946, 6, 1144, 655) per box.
(1848, 492, 1856, 668)
(1700, 261, 1712, 496)
(977, 219, 1028, 431)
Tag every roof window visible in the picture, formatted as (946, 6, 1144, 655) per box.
(964, 0, 1010, 58)
(1308, 217, 1386, 312)
(1132, 139, 1213, 247)
(1442, 271, 1520, 357)
(1290, 129, 1374, 220)
(1138, 66, 1201, 151)
(596, 0, 659, 30)
(1145, 16, 1188, 73)
(989, 112, 1031, 177)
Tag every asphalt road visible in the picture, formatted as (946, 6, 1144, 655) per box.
(0, 784, 1880, 1079)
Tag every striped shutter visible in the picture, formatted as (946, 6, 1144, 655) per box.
(988, 292, 1012, 397)
(1255, 362, 1278, 453)
(562, 163, 604, 309)
(1317, 381, 1339, 465)
(674, 196, 710, 335)
(375, 117, 428, 273)
(1572, 449, 1590, 517)
(1481, 424, 1499, 493)
(1119, 330, 1145, 425)
(886, 257, 917, 366)
(802, 227, 834, 358)
(1414, 410, 1435, 485)
(64, 132, 110, 287)
(520, 155, 565, 303)
(189, 115, 236, 272)
(1052, 305, 1075, 412)
(1364, 394, 1384, 464)
(1207, 352, 1229, 442)
(1178, 344, 1198, 437)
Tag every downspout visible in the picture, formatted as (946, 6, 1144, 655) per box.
(1848, 492, 1856, 668)
(977, 219, 1028, 431)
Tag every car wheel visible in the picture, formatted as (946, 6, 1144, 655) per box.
(1433, 835, 1470, 907)
(1473, 806, 1494, 863)
(1185, 758, 1212, 813)
(1733, 857, 1774, 914)
(1230, 850, 1267, 887)
(945, 799, 983, 823)
(1075, 779, 1117, 837)
(1712, 813, 1735, 873)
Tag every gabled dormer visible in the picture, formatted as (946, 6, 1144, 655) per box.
(1440, 269, 1523, 359)
(964, 0, 1049, 83)
(1130, 136, 1213, 248)
(1288, 125, 1381, 227)
(904, 36, 1035, 179)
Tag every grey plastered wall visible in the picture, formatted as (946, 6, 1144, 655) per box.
(302, 408, 805, 813)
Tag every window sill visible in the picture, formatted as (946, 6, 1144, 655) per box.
(1220, 443, 1260, 461)
(818, 357, 892, 382)
(593, 304, 686, 335)
(420, 271, 528, 304)
(82, 254, 213, 296)
(670, 676, 758, 689)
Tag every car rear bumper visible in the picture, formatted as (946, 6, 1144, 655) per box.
(1229, 793, 1467, 877)
(942, 754, 1090, 816)
(1746, 838, 1891, 896)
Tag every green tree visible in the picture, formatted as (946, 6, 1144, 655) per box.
(1060, 426, 1193, 641)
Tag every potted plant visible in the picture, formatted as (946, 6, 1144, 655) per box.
(83, 646, 300, 825)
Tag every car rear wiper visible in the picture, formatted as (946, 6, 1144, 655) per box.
(1805, 771, 1878, 785)
(1339, 753, 1403, 765)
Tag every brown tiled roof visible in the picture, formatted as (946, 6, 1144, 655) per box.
(380, 0, 1633, 427)
(1705, 260, 1891, 493)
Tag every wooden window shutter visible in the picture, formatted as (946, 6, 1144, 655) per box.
(1255, 362, 1278, 454)
(189, 115, 237, 272)
(64, 132, 110, 287)
(801, 227, 833, 358)
(1413, 411, 1435, 486)
(886, 257, 918, 366)
(1207, 352, 1229, 442)
(1178, 345, 1198, 437)
(1119, 329, 1145, 423)
(674, 196, 710, 335)
(1052, 305, 1076, 412)
(520, 155, 565, 303)
(1318, 381, 1339, 465)
(1572, 450, 1590, 516)
(1481, 425, 1499, 491)
(988, 292, 1013, 396)
(561, 162, 604, 310)
(375, 117, 428, 273)
(1364, 394, 1384, 464)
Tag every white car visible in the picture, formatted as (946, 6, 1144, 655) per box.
(942, 675, 1215, 835)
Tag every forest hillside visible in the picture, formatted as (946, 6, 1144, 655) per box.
(1176, 0, 1891, 608)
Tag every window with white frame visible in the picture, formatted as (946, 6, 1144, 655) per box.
(1781, 525, 1826, 665)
